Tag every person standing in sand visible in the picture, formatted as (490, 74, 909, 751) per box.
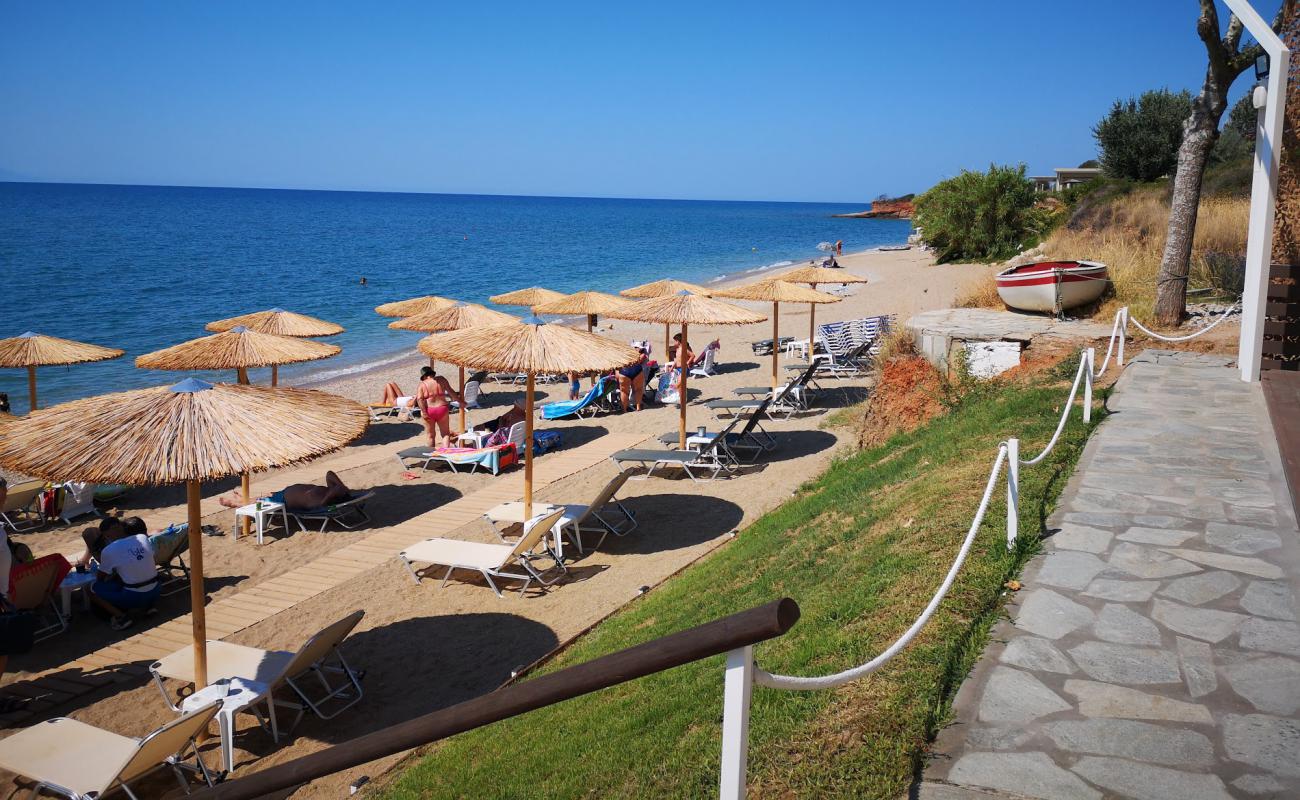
(835, 240, 843, 256)
(416, 366, 462, 448)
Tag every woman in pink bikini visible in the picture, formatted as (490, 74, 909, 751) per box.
(415, 366, 463, 448)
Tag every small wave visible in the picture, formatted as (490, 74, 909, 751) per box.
(297, 350, 417, 385)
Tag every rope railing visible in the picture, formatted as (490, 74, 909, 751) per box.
(743, 302, 1228, 702)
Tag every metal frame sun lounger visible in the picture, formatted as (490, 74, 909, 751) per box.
(1, 478, 45, 532)
(150, 611, 366, 773)
(399, 508, 567, 598)
(611, 417, 743, 482)
(368, 397, 420, 423)
(10, 554, 72, 641)
(0, 701, 221, 800)
(706, 368, 808, 421)
(542, 376, 610, 420)
(287, 491, 376, 533)
(554, 471, 638, 554)
(659, 396, 775, 462)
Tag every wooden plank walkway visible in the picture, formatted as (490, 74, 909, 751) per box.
(0, 433, 645, 727)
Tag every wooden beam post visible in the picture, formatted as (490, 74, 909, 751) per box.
(186, 480, 208, 688)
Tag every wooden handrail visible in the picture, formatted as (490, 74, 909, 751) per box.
(181, 598, 800, 800)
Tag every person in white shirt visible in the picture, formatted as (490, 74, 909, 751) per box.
(90, 518, 159, 631)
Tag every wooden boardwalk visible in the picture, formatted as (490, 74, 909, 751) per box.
(1, 433, 645, 726)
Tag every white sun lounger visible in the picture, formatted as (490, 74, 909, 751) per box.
(555, 471, 638, 554)
(149, 611, 366, 772)
(399, 508, 566, 598)
(0, 701, 221, 800)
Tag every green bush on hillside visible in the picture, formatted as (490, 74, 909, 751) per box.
(1093, 89, 1191, 182)
(913, 164, 1045, 263)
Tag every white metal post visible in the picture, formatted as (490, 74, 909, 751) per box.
(1083, 348, 1094, 424)
(1118, 308, 1126, 368)
(1224, 0, 1289, 382)
(1006, 438, 1019, 550)
(719, 646, 755, 800)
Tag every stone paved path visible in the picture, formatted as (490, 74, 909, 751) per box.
(919, 351, 1300, 800)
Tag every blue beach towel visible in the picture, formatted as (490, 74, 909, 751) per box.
(541, 377, 606, 420)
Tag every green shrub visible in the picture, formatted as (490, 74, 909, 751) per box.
(913, 164, 1044, 263)
(1094, 89, 1191, 181)
(1227, 92, 1256, 141)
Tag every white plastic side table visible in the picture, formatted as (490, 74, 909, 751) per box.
(180, 677, 270, 774)
(58, 570, 96, 618)
(234, 501, 289, 545)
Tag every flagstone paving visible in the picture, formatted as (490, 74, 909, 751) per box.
(918, 351, 1300, 799)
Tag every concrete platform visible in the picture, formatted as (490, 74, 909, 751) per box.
(915, 350, 1300, 800)
(907, 308, 1118, 371)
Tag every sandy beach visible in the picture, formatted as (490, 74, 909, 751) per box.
(1, 246, 996, 797)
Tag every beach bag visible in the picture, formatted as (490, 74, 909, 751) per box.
(0, 608, 36, 656)
(533, 430, 562, 454)
(39, 487, 62, 520)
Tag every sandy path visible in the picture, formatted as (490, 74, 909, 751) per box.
(0, 247, 995, 797)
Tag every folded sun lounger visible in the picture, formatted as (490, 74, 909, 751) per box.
(0, 701, 221, 800)
(399, 508, 566, 598)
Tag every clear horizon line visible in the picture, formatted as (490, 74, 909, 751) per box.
(0, 177, 881, 207)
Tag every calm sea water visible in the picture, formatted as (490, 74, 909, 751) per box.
(0, 182, 909, 411)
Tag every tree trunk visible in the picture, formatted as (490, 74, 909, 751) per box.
(1155, 97, 1223, 325)
(1154, 0, 1271, 326)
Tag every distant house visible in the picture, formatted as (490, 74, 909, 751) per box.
(1030, 167, 1102, 192)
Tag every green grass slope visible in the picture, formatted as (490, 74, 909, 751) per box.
(378, 358, 1100, 799)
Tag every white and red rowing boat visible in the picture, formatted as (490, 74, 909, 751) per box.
(995, 260, 1108, 314)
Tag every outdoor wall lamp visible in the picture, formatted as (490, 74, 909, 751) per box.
(1256, 51, 1270, 81)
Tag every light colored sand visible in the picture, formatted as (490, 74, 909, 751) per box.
(1, 247, 995, 797)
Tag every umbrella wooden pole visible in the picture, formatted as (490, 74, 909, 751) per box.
(679, 323, 689, 449)
(271, 365, 279, 387)
(524, 374, 535, 519)
(772, 301, 780, 389)
(236, 368, 252, 538)
(458, 366, 466, 434)
(237, 367, 249, 385)
(809, 284, 818, 363)
(26, 365, 36, 412)
(239, 473, 251, 539)
(664, 324, 671, 364)
(186, 480, 209, 688)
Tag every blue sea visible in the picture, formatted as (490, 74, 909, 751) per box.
(0, 182, 910, 411)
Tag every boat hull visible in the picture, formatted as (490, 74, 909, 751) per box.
(996, 261, 1108, 314)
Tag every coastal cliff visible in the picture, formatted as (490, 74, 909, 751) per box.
(834, 195, 914, 219)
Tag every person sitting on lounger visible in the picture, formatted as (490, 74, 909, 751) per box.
(377, 382, 405, 406)
(90, 519, 160, 631)
(473, 400, 527, 435)
(219, 471, 352, 512)
(76, 516, 125, 570)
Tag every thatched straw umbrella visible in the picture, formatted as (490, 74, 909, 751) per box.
(0, 332, 124, 413)
(136, 327, 342, 535)
(420, 317, 638, 518)
(204, 308, 343, 385)
(389, 302, 517, 432)
(532, 291, 635, 333)
(716, 280, 841, 388)
(609, 291, 765, 448)
(0, 379, 367, 687)
(489, 287, 566, 315)
(136, 327, 341, 384)
(374, 295, 456, 319)
(619, 279, 714, 362)
(777, 266, 869, 362)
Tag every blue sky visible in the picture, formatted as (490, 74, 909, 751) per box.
(0, 1, 1282, 202)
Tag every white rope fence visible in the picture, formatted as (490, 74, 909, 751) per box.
(746, 303, 1231, 692)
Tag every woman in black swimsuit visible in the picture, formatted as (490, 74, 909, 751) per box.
(616, 348, 649, 412)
